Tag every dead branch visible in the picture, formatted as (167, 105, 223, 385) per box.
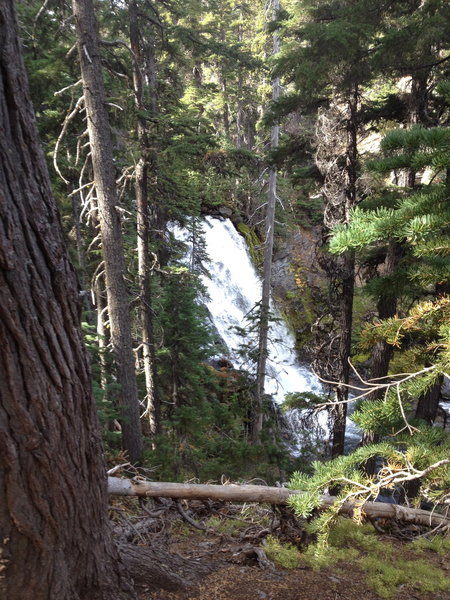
(53, 95, 84, 184)
(312, 362, 437, 433)
(108, 478, 450, 530)
(54, 79, 82, 97)
(176, 500, 210, 532)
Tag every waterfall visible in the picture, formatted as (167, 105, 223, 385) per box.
(176, 216, 361, 451)
(200, 217, 321, 403)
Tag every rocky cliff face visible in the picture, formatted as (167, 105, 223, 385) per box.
(272, 225, 326, 359)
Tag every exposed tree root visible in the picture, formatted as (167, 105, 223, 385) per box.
(118, 542, 216, 594)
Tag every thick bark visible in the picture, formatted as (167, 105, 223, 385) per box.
(129, 0, 160, 435)
(108, 478, 449, 529)
(253, 0, 280, 442)
(0, 2, 133, 598)
(72, 0, 143, 462)
(118, 543, 214, 594)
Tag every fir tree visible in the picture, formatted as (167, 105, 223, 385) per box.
(275, 0, 390, 456)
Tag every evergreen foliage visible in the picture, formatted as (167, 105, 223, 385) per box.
(331, 122, 450, 269)
(289, 517, 450, 598)
(288, 428, 449, 545)
(15, 0, 450, 541)
(312, 58, 450, 549)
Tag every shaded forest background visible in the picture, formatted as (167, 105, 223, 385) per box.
(1, 1, 450, 599)
(14, 0, 450, 495)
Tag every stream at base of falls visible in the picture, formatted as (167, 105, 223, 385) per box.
(178, 216, 362, 454)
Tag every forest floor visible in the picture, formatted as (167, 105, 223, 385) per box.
(125, 499, 450, 600)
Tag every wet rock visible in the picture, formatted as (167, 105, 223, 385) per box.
(218, 206, 233, 217)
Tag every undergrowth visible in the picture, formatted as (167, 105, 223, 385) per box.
(412, 534, 450, 555)
(206, 515, 249, 535)
(262, 517, 450, 598)
(264, 536, 302, 569)
(361, 554, 448, 598)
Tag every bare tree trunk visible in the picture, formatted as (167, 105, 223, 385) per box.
(415, 375, 443, 424)
(93, 268, 121, 437)
(72, 0, 143, 462)
(0, 3, 133, 597)
(129, 0, 160, 436)
(236, 75, 243, 147)
(330, 86, 359, 458)
(362, 242, 401, 454)
(94, 268, 109, 392)
(331, 251, 355, 457)
(253, 0, 280, 442)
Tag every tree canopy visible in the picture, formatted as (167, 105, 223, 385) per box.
(1, 1, 449, 594)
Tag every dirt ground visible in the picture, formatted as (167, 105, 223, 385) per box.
(137, 528, 450, 600)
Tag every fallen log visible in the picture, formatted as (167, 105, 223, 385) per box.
(108, 477, 449, 529)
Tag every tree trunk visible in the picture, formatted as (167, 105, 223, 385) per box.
(129, 0, 160, 436)
(407, 71, 430, 127)
(72, 0, 143, 462)
(330, 86, 359, 458)
(253, 0, 281, 442)
(362, 242, 402, 453)
(94, 268, 109, 393)
(415, 375, 443, 424)
(331, 250, 355, 457)
(69, 176, 90, 316)
(117, 543, 214, 594)
(108, 478, 449, 529)
(0, 3, 133, 597)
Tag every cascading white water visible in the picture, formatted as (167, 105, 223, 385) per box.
(176, 216, 361, 451)
(200, 217, 322, 403)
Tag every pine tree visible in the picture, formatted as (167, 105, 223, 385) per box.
(276, 0, 389, 456)
(0, 2, 133, 595)
(330, 87, 450, 433)
(128, 0, 160, 435)
(72, 0, 143, 463)
(253, 0, 282, 443)
(330, 123, 450, 286)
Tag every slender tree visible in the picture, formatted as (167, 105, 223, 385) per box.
(253, 0, 281, 442)
(276, 0, 411, 456)
(278, 0, 380, 456)
(128, 0, 160, 435)
(72, 0, 143, 462)
(331, 121, 450, 436)
(328, 85, 358, 458)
